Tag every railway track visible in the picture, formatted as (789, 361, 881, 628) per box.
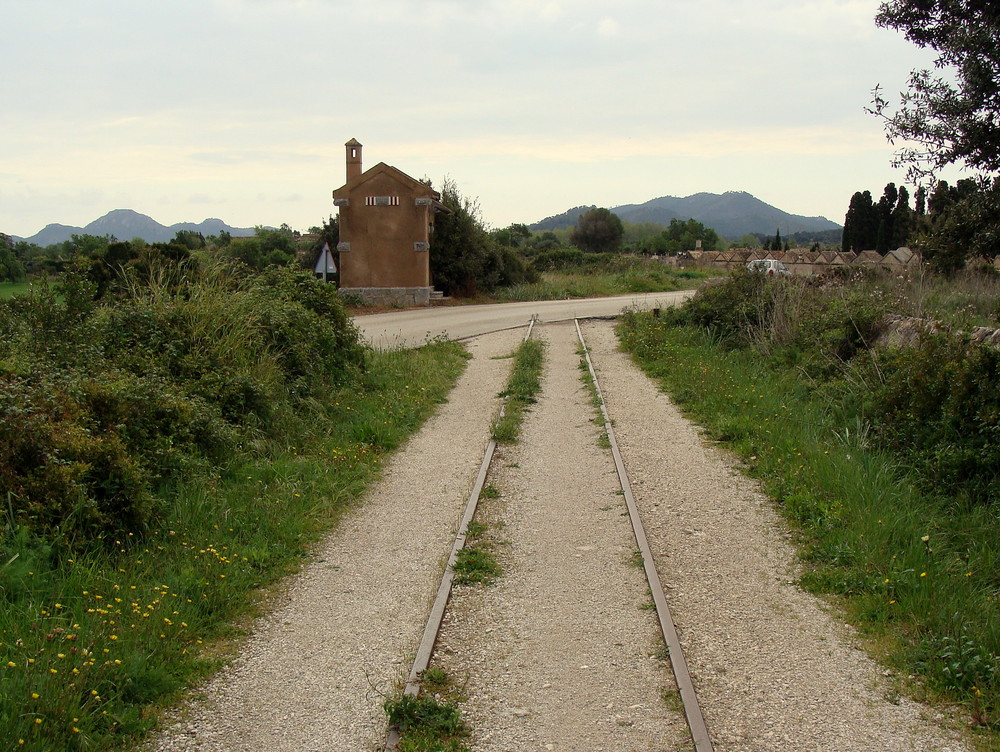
(386, 318, 713, 752)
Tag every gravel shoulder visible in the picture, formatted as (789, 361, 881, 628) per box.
(584, 319, 969, 752)
(148, 329, 523, 752)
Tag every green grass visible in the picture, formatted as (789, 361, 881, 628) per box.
(0, 340, 470, 752)
(618, 313, 1000, 745)
(384, 691, 469, 752)
(493, 262, 709, 302)
(0, 281, 31, 299)
(491, 338, 546, 444)
(453, 517, 501, 587)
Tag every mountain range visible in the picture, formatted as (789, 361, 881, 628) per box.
(14, 209, 258, 246)
(13, 191, 841, 247)
(531, 191, 842, 239)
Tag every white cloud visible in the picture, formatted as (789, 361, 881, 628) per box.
(596, 16, 621, 37)
(0, 0, 956, 238)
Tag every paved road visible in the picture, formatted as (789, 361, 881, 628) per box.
(352, 290, 694, 348)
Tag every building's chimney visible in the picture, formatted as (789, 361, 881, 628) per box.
(346, 138, 362, 183)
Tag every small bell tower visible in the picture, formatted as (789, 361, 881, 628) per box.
(346, 138, 363, 183)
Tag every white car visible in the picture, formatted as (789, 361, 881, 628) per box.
(747, 259, 790, 276)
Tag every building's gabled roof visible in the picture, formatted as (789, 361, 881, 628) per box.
(333, 162, 441, 200)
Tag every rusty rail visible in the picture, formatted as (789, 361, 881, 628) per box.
(385, 317, 536, 751)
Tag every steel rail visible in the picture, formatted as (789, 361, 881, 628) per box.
(385, 317, 536, 751)
(575, 318, 715, 752)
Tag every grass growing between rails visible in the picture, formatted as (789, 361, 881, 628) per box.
(577, 344, 611, 448)
(618, 312, 1000, 744)
(491, 338, 546, 444)
(385, 667, 470, 752)
(452, 518, 501, 587)
(0, 333, 469, 748)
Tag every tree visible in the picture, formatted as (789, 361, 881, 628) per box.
(921, 178, 1000, 272)
(430, 179, 535, 297)
(491, 223, 531, 248)
(875, 182, 898, 253)
(734, 233, 763, 250)
(0, 234, 25, 282)
(769, 229, 783, 252)
(842, 191, 878, 251)
(225, 226, 297, 271)
(206, 230, 232, 247)
(870, 1, 1000, 182)
(172, 230, 206, 250)
(891, 185, 914, 248)
(634, 218, 722, 255)
(569, 208, 624, 253)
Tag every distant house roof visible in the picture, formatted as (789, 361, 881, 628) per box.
(333, 162, 450, 213)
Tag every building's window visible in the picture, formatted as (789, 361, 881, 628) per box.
(365, 196, 400, 206)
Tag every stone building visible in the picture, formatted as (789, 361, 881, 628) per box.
(332, 139, 449, 306)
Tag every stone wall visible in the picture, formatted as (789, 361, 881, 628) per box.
(681, 247, 920, 275)
(338, 286, 432, 307)
(878, 314, 1000, 350)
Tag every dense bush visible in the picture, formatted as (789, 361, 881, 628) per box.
(862, 332, 1000, 505)
(0, 264, 365, 545)
(529, 249, 617, 272)
(430, 179, 537, 296)
(664, 268, 780, 346)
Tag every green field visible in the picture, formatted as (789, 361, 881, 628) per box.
(0, 281, 31, 299)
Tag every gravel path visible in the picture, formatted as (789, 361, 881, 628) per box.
(434, 322, 690, 751)
(149, 328, 522, 752)
(583, 319, 969, 752)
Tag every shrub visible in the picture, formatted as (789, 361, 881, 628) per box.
(666, 268, 780, 346)
(0, 374, 154, 543)
(862, 332, 1000, 505)
(0, 265, 366, 546)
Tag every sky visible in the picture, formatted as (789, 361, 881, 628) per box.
(1, 0, 965, 239)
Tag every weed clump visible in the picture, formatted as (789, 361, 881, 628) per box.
(385, 693, 469, 752)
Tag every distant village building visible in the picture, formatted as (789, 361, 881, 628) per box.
(332, 139, 449, 306)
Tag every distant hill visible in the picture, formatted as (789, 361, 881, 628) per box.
(531, 192, 841, 239)
(17, 209, 258, 246)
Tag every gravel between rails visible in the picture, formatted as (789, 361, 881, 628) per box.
(434, 321, 691, 751)
(148, 328, 523, 752)
(583, 320, 970, 752)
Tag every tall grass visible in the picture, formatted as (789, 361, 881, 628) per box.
(620, 313, 999, 741)
(885, 265, 1000, 328)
